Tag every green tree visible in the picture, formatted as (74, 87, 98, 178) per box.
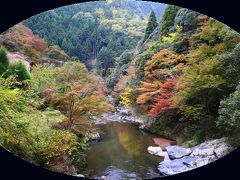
(144, 11, 158, 41)
(0, 48, 9, 74)
(218, 83, 240, 135)
(44, 45, 70, 61)
(173, 58, 224, 119)
(161, 5, 180, 37)
(4, 62, 30, 84)
(97, 47, 115, 77)
(174, 8, 199, 32)
(218, 43, 240, 93)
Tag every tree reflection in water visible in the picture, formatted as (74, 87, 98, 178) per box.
(84, 122, 164, 179)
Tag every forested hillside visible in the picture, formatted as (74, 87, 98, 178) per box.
(24, 0, 166, 70)
(114, 5, 240, 144)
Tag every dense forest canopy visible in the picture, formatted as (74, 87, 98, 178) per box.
(24, 0, 166, 69)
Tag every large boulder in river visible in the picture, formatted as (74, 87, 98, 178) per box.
(157, 137, 233, 176)
(158, 155, 216, 176)
(191, 146, 214, 157)
(166, 146, 192, 159)
(191, 137, 232, 158)
(158, 156, 195, 176)
(214, 142, 232, 158)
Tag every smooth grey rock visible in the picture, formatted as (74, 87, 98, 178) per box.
(166, 145, 192, 159)
(163, 153, 171, 162)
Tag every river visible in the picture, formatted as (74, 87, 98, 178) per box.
(82, 121, 164, 179)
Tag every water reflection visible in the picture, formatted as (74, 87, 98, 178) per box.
(84, 122, 163, 179)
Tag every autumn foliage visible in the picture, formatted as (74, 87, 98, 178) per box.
(149, 78, 176, 117)
(9, 23, 48, 53)
(136, 81, 161, 105)
(144, 49, 186, 80)
(136, 49, 185, 113)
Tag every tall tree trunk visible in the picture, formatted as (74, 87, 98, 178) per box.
(69, 94, 75, 129)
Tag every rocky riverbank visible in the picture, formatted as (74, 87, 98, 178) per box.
(148, 137, 234, 176)
(88, 106, 144, 142)
(93, 105, 145, 125)
(92, 98, 235, 177)
(88, 106, 235, 178)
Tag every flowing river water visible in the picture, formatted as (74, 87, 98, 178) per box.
(83, 121, 166, 179)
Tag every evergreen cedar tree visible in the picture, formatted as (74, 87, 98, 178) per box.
(144, 11, 158, 41)
(161, 5, 180, 37)
(4, 63, 31, 84)
(0, 48, 9, 67)
(0, 48, 30, 84)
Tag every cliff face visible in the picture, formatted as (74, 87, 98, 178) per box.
(111, 23, 162, 94)
(136, 24, 162, 53)
(7, 52, 31, 72)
